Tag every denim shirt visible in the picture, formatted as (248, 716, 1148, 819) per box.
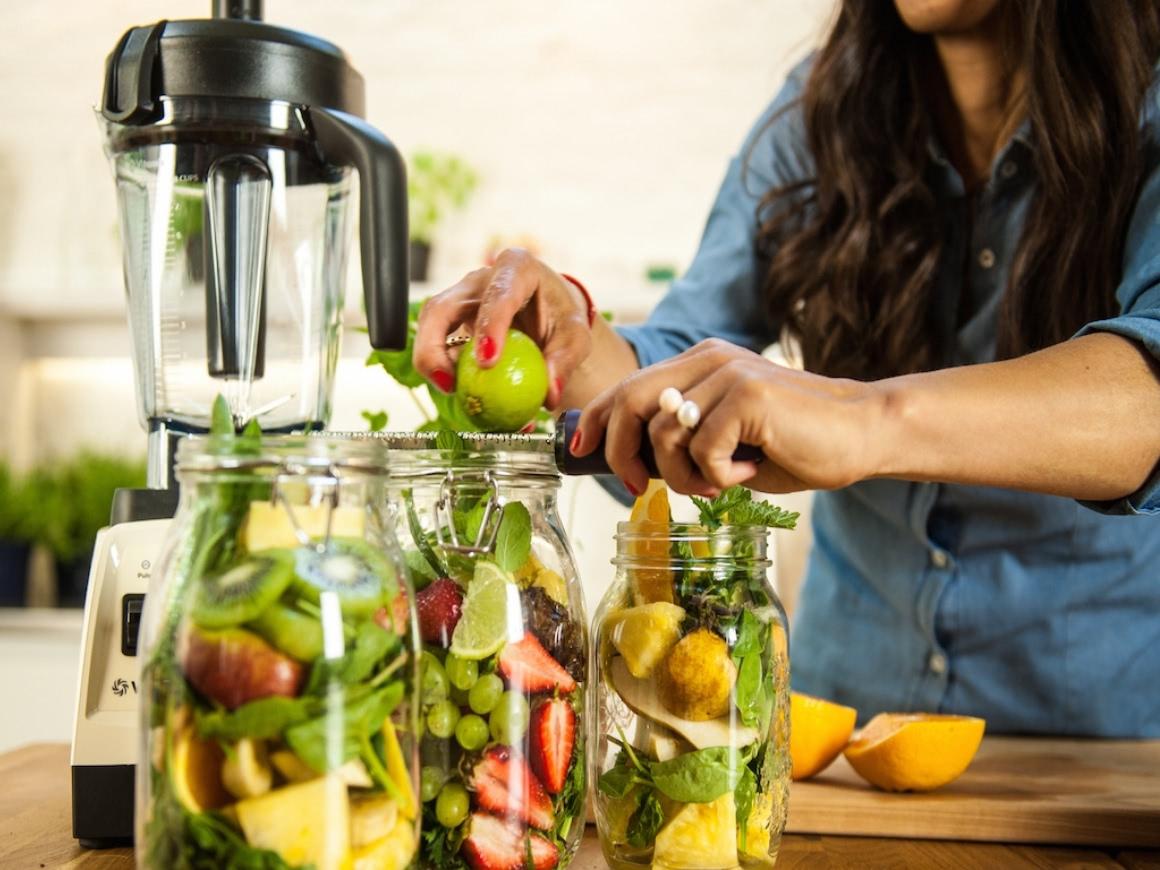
(617, 58, 1160, 737)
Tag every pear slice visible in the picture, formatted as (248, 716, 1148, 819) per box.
(610, 657, 757, 750)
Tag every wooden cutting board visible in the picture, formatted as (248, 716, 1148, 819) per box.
(787, 735, 1160, 848)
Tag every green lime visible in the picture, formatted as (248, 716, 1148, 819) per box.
(455, 329, 549, 432)
(449, 561, 514, 661)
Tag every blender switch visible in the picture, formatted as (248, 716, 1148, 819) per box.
(121, 594, 146, 657)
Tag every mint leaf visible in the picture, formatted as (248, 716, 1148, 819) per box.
(729, 499, 799, 530)
(436, 429, 465, 455)
(210, 395, 234, 436)
(195, 696, 320, 742)
(362, 410, 389, 432)
(494, 502, 532, 572)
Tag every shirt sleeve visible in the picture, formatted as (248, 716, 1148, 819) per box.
(1074, 81, 1160, 515)
(615, 56, 815, 368)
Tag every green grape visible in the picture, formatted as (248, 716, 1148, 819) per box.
(445, 654, 479, 691)
(420, 765, 445, 802)
(488, 691, 530, 744)
(426, 699, 461, 739)
(455, 714, 489, 751)
(435, 782, 470, 829)
(421, 651, 449, 705)
(468, 673, 504, 715)
(449, 683, 471, 708)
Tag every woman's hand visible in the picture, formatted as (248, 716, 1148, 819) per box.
(412, 248, 592, 408)
(572, 339, 888, 496)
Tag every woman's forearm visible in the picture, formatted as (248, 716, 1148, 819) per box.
(560, 317, 640, 409)
(873, 332, 1160, 500)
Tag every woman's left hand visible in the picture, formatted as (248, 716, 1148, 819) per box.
(572, 339, 888, 497)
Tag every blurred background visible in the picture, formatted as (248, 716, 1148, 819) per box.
(0, 0, 832, 749)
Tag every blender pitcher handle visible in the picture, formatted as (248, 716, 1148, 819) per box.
(308, 107, 409, 350)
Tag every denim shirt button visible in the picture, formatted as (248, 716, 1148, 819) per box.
(930, 548, 950, 569)
(928, 651, 949, 675)
(978, 248, 996, 269)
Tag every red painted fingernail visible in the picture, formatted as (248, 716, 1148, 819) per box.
(477, 335, 497, 363)
(430, 370, 454, 393)
(569, 429, 583, 454)
(519, 421, 536, 434)
(623, 479, 640, 497)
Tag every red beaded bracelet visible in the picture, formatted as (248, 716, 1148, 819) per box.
(561, 273, 597, 329)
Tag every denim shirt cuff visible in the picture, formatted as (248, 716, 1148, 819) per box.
(1074, 314, 1160, 515)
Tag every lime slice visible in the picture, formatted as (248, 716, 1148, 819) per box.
(450, 561, 514, 660)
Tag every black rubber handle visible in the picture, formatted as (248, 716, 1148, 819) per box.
(553, 409, 764, 477)
(309, 107, 409, 351)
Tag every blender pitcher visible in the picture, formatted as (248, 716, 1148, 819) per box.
(99, 0, 409, 484)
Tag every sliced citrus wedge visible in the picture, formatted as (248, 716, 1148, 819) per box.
(790, 691, 858, 781)
(843, 712, 986, 792)
(449, 561, 514, 661)
(627, 479, 674, 604)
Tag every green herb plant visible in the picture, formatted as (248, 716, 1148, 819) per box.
(408, 151, 478, 247)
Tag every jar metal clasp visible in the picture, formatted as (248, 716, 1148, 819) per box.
(432, 469, 501, 555)
(271, 463, 342, 551)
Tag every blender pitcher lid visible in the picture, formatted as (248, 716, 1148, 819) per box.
(100, 7, 365, 126)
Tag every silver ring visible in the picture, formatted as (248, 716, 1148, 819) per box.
(676, 400, 701, 430)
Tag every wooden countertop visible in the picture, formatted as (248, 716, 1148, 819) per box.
(4, 744, 1159, 869)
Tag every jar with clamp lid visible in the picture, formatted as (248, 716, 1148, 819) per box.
(135, 435, 420, 870)
(381, 432, 589, 870)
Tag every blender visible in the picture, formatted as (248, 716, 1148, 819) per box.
(71, 0, 409, 846)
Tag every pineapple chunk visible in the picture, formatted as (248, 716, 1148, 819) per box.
(741, 791, 776, 863)
(608, 602, 686, 678)
(241, 501, 366, 551)
(381, 720, 417, 820)
(351, 815, 416, 870)
(235, 775, 350, 870)
(350, 793, 397, 849)
(653, 793, 738, 870)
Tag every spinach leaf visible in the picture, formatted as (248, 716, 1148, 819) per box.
(551, 741, 586, 844)
(626, 791, 665, 849)
(597, 754, 638, 799)
(195, 696, 321, 742)
(494, 502, 532, 572)
(405, 548, 438, 588)
(361, 409, 389, 432)
(732, 610, 764, 659)
(734, 650, 763, 729)
(649, 746, 746, 803)
(303, 619, 399, 695)
(734, 767, 757, 851)
(285, 682, 404, 773)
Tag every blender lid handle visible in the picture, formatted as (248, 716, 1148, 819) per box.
(308, 107, 410, 351)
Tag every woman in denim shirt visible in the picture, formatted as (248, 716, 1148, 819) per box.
(414, 1, 1160, 737)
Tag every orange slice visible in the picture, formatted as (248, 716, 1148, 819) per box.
(789, 692, 858, 780)
(843, 712, 986, 792)
(627, 480, 674, 604)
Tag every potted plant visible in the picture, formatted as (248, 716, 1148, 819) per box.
(407, 150, 478, 282)
(40, 453, 146, 608)
(0, 463, 38, 606)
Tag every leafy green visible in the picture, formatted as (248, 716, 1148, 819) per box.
(551, 740, 586, 844)
(403, 488, 447, 578)
(626, 791, 665, 848)
(304, 620, 401, 695)
(494, 502, 532, 572)
(691, 486, 798, 531)
(361, 409, 389, 432)
(421, 802, 469, 870)
(734, 650, 764, 729)
(284, 682, 404, 774)
(408, 150, 478, 245)
(649, 746, 747, 803)
(195, 696, 321, 742)
(436, 429, 466, 455)
(405, 548, 438, 588)
(597, 752, 639, 799)
(734, 767, 757, 851)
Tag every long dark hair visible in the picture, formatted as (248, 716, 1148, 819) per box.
(755, 0, 1160, 379)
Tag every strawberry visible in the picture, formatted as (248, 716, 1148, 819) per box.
(497, 634, 577, 695)
(462, 812, 559, 870)
(472, 746, 555, 831)
(415, 577, 463, 646)
(374, 587, 410, 636)
(529, 698, 576, 794)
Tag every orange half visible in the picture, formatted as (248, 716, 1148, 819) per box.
(790, 692, 858, 780)
(627, 480, 674, 604)
(843, 712, 986, 792)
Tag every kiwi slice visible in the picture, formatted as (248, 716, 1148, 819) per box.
(191, 550, 295, 628)
(250, 603, 325, 662)
(291, 537, 396, 618)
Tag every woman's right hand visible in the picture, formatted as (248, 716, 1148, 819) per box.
(412, 248, 593, 409)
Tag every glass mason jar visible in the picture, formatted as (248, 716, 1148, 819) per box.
(591, 522, 790, 870)
(382, 436, 588, 870)
(136, 436, 420, 870)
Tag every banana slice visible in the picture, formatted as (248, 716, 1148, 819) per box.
(222, 738, 273, 799)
